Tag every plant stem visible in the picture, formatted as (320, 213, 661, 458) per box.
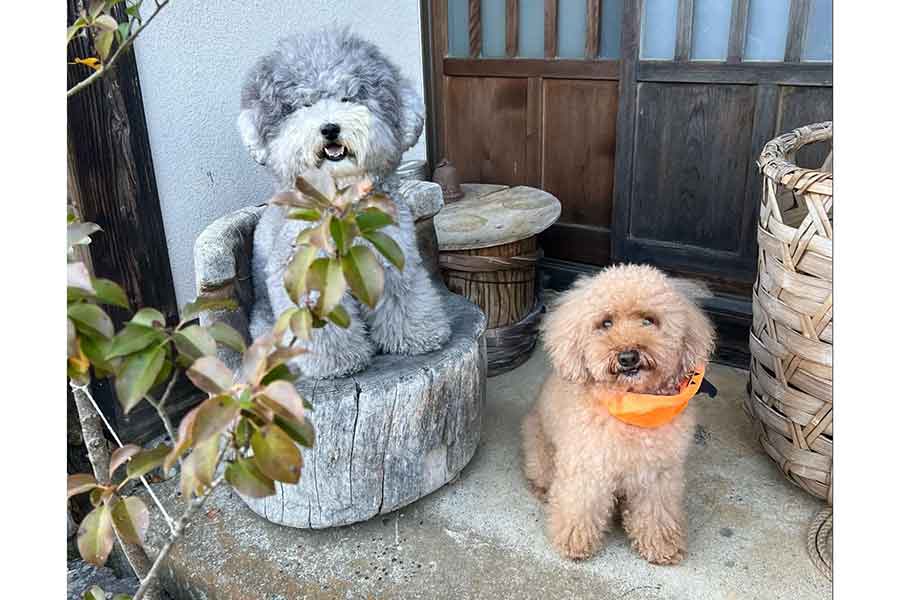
(144, 370, 180, 445)
(132, 476, 225, 600)
(66, 0, 171, 99)
(70, 381, 162, 600)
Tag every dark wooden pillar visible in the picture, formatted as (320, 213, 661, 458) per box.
(67, 2, 191, 442)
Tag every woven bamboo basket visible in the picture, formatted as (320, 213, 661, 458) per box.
(747, 121, 833, 504)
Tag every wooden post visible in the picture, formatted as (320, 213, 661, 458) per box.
(506, 0, 519, 57)
(544, 0, 558, 58)
(469, 0, 482, 57)
(67, 2, 194, 442)
(727, 0, 750, 63)
(585, 0, 601, 59)
(675, 0, 695, 62)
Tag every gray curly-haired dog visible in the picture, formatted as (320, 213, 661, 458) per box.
(238, 30, 450, 378)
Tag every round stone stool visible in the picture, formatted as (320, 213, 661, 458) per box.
(194, 180, 487, 528)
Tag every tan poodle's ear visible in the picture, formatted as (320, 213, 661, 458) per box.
(678, 298, 716, 378)
(541, 282, 591, 383)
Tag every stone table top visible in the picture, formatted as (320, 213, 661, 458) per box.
(434, 184, 561, 251)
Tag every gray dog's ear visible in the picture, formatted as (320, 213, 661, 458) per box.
(397, 77, 425, 152)
(237, 106, 269, 166)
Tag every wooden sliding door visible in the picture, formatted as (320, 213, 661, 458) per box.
(613, 0, 832, 287)
(425, 0, 622, 266)
(423, 0, 831, 362)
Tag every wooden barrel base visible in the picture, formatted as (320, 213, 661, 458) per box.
(238, 292, 487, 529)
(485, 297, 545, 376)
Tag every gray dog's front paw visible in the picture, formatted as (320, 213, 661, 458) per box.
(400, 320, 451, 355)
(291, 338, 375, 379)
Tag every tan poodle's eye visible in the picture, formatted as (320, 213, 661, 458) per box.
(600, 318, 613, 330)
(642, 316, 657, 327)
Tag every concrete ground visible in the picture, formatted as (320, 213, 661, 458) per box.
(145, 349, 830, 600)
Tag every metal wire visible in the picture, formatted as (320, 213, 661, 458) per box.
(71, 383, 175, 533)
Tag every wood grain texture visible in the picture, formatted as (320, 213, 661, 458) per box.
(426, 0, 448, 164)
(469, 0, 482, 57)
(67, 1, 187, 442)
(630, 83, 756, 254)
(586, 0, 601, 58)
(727, 0, 750, 63)
(777, 86, 833, 169)
(444, 76, 529, 184)
(240, 292, 487, 528)
(544, 0, 558, 58)
(785, 0, 812, 62)
(506, 0, 519, 57)
(526, 77, 543, 188)
(675, 0, 695, 62)
(740, 84, 779, 267)
(638, 61, 832, 86)
(539, 222, 612, 266)
(610, 0, 642, 262)
(541, 79, 618, 229)
(444, 57, 620, 79)
(67, 2, 177, 326)
(441, 238, 538, 328)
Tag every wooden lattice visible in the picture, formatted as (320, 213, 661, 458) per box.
(747, 121, 833, 503)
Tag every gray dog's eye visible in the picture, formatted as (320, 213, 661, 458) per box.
(341, 97, 351, 103)
(302, 102, 313, 108)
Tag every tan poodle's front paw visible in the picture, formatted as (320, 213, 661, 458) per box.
(548, 516, 602, 561)
(631, 531, 686, 565)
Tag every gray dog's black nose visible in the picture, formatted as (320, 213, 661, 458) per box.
(321, 123, 341, 141)
(617, 350, 640, 369)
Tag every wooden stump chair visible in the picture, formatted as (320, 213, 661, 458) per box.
(193, 180, 487, 528)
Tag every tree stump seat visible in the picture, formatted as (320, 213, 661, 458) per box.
(194, 180, 487, 528)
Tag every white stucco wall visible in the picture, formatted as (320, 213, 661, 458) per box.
(134, 1, 427, 308)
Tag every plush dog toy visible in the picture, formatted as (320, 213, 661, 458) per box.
(238, 30, 450, 378)
(522, 265, 715, 564)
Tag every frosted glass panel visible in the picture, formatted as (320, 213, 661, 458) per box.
(802, 0, 832, 61)
(691, 0, 732, 60)
(519, 0, 545, 58)
(558, 0, 588, 58)
(641, 0, 678, 59)
(600, 0, 624, 58)
(448, 0, 469, 57)
(481, 0, 507, 57)
(744, 0, 790, 61)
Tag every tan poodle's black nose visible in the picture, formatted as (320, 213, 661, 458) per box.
(617, 350, 640, 370)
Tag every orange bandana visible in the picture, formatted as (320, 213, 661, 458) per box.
(598, 365, 707, 428)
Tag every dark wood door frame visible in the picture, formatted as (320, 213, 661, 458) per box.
(611, 0, 831, 274)
(421, 0, 831, 367)
(67, 2, 198, 442)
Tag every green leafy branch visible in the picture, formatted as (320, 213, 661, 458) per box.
(66, 166, 406, 600)
(273, 170, 404, 335)
(67, 0, 170, 98)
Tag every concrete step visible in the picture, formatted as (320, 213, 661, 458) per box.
(141, 351, 829, 600)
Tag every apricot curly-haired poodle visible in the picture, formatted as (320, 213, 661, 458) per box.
(522, 264, 715, 564)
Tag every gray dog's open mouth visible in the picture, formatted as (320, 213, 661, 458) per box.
(319, 143, 353, 162)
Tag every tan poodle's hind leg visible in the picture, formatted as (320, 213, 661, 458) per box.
(521, 410, 555, 502)
(621, 467, 687, 565)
